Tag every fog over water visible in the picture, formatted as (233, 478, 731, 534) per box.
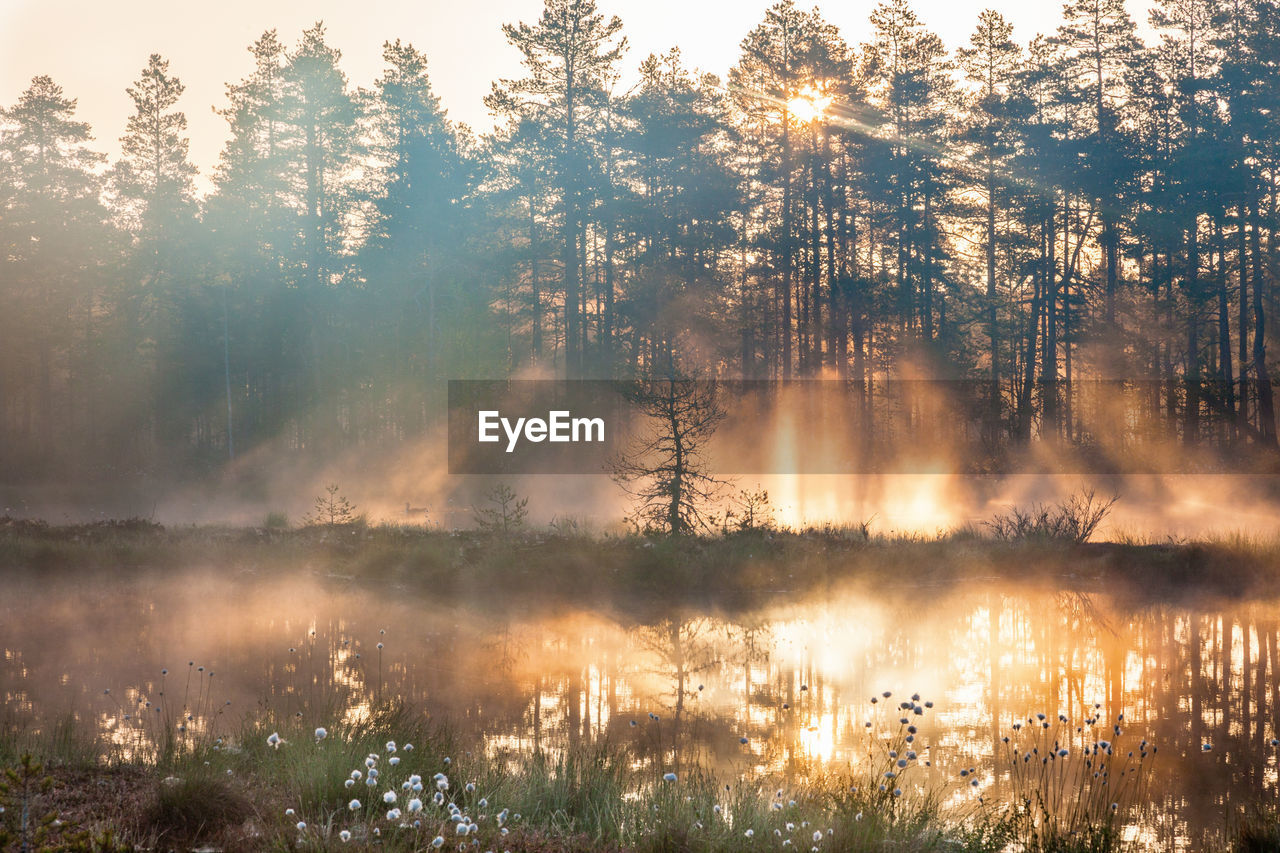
(3, 568, 1276, 849)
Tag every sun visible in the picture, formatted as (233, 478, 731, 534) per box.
(787, 85, 832, 122)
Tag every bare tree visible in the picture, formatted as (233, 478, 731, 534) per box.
(611, 376, 729, 535)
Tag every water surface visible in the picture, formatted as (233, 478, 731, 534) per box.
(1, 568, 1275, 850)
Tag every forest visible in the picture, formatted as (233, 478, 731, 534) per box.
(2, 0, 1280, 482)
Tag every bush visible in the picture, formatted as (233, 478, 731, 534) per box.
(144, 770, 250, 842)
(984, 490, 1118, 544)
(262, 511, 290, 530)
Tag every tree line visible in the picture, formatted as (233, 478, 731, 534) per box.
(2, 0, 1280, 482)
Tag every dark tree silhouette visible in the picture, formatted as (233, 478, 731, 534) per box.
(611, 375, 728, 534)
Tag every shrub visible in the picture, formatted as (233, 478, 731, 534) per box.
(984, 490, 1118, 544)
(143, 770, 250, 843)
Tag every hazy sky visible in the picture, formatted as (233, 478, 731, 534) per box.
(0, 0, 1156, 185)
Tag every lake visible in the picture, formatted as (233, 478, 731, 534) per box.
(1, 567, 1275, 850)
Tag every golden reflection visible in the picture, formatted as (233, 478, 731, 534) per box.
(796, 711, 837, 762)
(0, 571, 1277, 847)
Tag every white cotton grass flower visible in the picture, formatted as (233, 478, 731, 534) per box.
(348, 799, 362, 810)
(386, 740, 397, 753)
(387, 808, 401, 821)
(390, 756, 400, 766)
(345, 779, 355, 789)
(339, 829, 351, 842)
(465, 782, 476, 793)
(384, 790, 397, 805)
(434, 791, 445, 806)
(314, 727, 327, 741)
(744, 829, 754, 838)
(285, 808, 295, 817)
(456, 823, 470, 836)
(267, 732, 282, 748)
(663, 773, 678, 782)
(813, 831, 823, 843)
(409, 798, 423, 813)
(351, 769, 362, 781)
(296, 821, 306, 832)
(431, 837, 445, 848)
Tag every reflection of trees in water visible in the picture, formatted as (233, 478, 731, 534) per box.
(3, 576, 1279, 841)
(631, 617, 726, 715)
(959, 593, 1280, 845)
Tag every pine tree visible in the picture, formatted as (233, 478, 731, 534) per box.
(111, 54, 197, 236)
(958, 10, 1024, 441)
(210, 30, 289, 261)
(863, 0, 954, 347)
(0, 76, 107, 465)
(1053, 0, 1143, 331)
(619, 49, 738, 373)
(281, 22, 361, 288)
(106, 54, 201, 467)
(730, 1, 852, 378)
(487, 0, 628, 378)
(362, 40, 485, 427)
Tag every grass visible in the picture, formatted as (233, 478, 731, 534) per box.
(0, 687, 1205, 853)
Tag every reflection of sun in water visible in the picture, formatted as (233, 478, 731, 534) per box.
(787, 85, 832, 122)
(797, 711, 837, 761)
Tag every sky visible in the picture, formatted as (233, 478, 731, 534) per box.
(0, 0, 1156, 186)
